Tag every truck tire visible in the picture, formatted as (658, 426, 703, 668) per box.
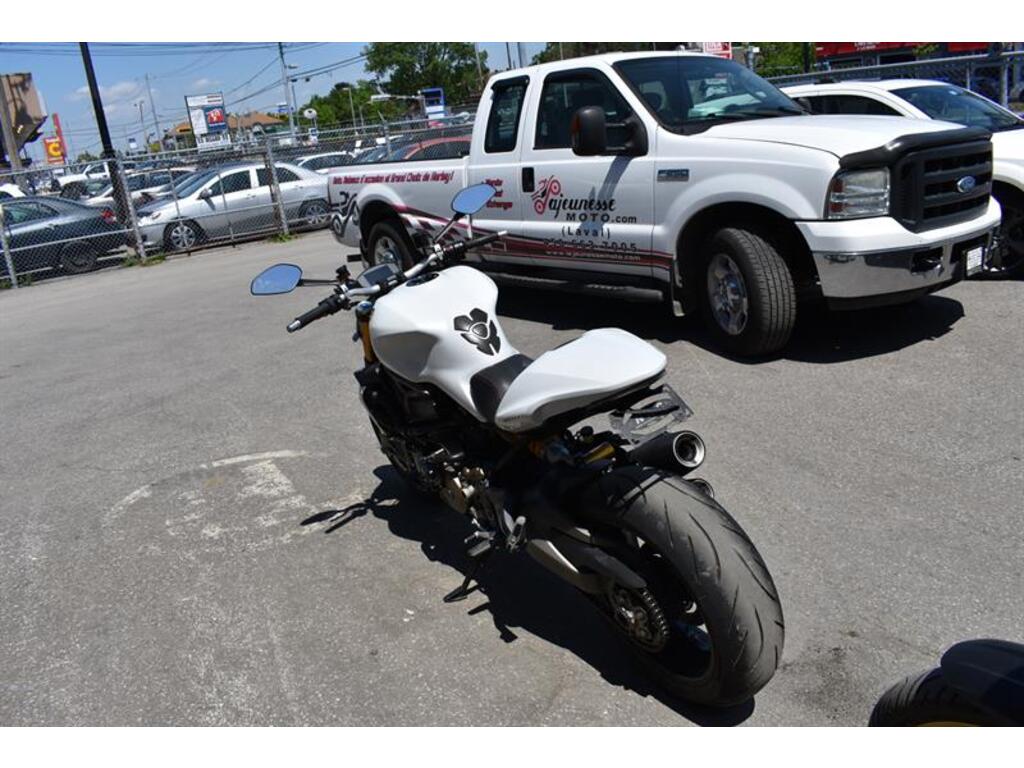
(366, 220, 416, 269)
(700, 227, 796, 356)
(869, 667, 1009, 726)
(578, 467, 785, 706)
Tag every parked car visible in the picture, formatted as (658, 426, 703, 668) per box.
(51, 160, 138, 199)
(329, 52, 1001, 356)
(83, 167, 196, 207)
(386, 135, 471, 161)
(1, 182, 26, 199)
(135, 161, 329, 252)
(294, 151, 357, 174)
(784, 80, 1024, 276)
(0, 196, 126, 276)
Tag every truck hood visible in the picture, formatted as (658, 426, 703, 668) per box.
(705, 115, 963, 158)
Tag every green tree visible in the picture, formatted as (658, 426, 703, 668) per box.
(363, 43, 486, 108)
(75, 150, 99, 163)
(752, 42, 809, 76)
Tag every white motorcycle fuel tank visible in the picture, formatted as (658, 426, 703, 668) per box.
(369, 265, 517, 419)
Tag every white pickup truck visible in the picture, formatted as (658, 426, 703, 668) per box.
(329, 52, 1001, 355)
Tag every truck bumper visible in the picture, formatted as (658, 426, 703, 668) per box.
(796, 199, 1001, 303)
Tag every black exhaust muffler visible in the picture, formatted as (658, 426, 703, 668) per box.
(627, 430, 705, 476)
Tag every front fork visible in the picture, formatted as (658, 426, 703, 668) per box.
(354, 300, 376, 364)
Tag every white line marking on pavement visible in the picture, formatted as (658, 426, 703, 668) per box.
(209, 450, 308, 468)
(105, 484, 152, 523)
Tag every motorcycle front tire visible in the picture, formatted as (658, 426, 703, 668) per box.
(869, 667, 1015, 726)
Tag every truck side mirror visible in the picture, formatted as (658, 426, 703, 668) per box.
(571, 106, 608, 156)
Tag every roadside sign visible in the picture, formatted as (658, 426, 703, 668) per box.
(43, 136, 65, 165)
(702, 42, 733, 59)
(185, 92, 232, 152)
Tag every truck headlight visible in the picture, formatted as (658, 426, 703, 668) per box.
(826, 168, 890, 219)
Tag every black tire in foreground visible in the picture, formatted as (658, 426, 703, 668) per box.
(577, 466, 784, 707)
(366, 219, 416, 269)
(700, 227, 796, 357)
(869, 667, 1009, 726)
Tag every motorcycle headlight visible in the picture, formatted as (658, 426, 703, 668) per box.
(826, 168, 890, 219)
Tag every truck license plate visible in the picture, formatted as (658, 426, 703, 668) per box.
(966, 246, 985, 275)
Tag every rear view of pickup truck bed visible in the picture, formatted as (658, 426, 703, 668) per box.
(329, 51, 1000, 356)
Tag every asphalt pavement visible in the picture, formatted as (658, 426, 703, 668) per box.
(1, 230, 1021, 725)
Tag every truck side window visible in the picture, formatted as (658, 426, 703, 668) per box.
(535, 72, 633, 150)
(485, 78, 528, 154)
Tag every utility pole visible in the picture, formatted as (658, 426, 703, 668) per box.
(80, 43, 132, 244)
(0, 74, 23, 171)
(144, 73, 161, 144)
(505, 43, 512, 70)
(473, 43, 484, 88)
(278, 42, 296, 140)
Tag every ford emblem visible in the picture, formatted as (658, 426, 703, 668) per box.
(956, 176, 977, 194)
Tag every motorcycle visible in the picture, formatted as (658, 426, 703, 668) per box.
(251, 183, 784, 707)
(870, 639, 1024, 726)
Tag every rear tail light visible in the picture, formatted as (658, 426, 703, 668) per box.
(101, 208, 116, 223)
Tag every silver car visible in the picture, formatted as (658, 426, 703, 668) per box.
(135, 161, 330, 252)
(84, 167, 195, 208)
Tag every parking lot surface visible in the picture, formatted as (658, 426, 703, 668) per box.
(1, 231, 1021, 726)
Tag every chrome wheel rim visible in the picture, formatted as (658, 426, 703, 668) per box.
(707, 253, 749, 336)
(374, 235, 400, 265)
(169, 223, 196, 250)
(304, 202, 329, 227)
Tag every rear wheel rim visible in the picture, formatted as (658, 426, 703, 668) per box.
(169, 223, 196, 250)
(303, 202, 329, 226)
(707, 252, 749, 336)
(64, 246, 96, 271)
(606, 534, 715, 682)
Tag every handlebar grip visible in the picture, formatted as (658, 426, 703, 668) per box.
(442, 231, 506, 263)
(287, 294, 345, 333)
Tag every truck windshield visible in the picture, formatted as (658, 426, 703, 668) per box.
(891, 85, 1023, 132)
(615, 56, 804, 133)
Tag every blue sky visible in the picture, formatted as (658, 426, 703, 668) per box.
(0, 42, 547, 163)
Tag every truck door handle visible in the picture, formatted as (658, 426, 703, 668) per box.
(522, 167, 535, 193)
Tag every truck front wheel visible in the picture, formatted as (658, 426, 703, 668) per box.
(700, 227, 796, 356)
(366, 220, 416, 269)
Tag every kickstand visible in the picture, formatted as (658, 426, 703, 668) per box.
(443, 536, 492, 603)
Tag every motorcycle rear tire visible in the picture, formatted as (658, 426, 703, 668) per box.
(579, 467, 784, 707)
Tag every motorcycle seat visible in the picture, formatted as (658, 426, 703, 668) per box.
(490, 328, 666, 433)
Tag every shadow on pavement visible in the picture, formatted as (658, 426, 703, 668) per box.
(495, 286, 965, 365)
(302, 466, 756, 726)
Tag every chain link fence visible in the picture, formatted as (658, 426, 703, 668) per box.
(2, 111, 475, 289)
(767, 51, 1024, 109)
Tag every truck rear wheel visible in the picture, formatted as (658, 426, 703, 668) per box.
(700, 227, 796, 356)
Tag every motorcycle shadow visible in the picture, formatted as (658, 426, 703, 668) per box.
(302, 466, 756, 726)
(495, 286, 965, 365)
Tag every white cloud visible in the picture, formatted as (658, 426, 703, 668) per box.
(69, 80, 145, 104)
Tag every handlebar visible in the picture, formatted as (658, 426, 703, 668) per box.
(287, 294, 347, 333)
(285, 230, 506, 332)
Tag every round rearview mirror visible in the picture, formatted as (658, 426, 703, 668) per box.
(251, 263, 302, 295)
(451, 183, 496, 216)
